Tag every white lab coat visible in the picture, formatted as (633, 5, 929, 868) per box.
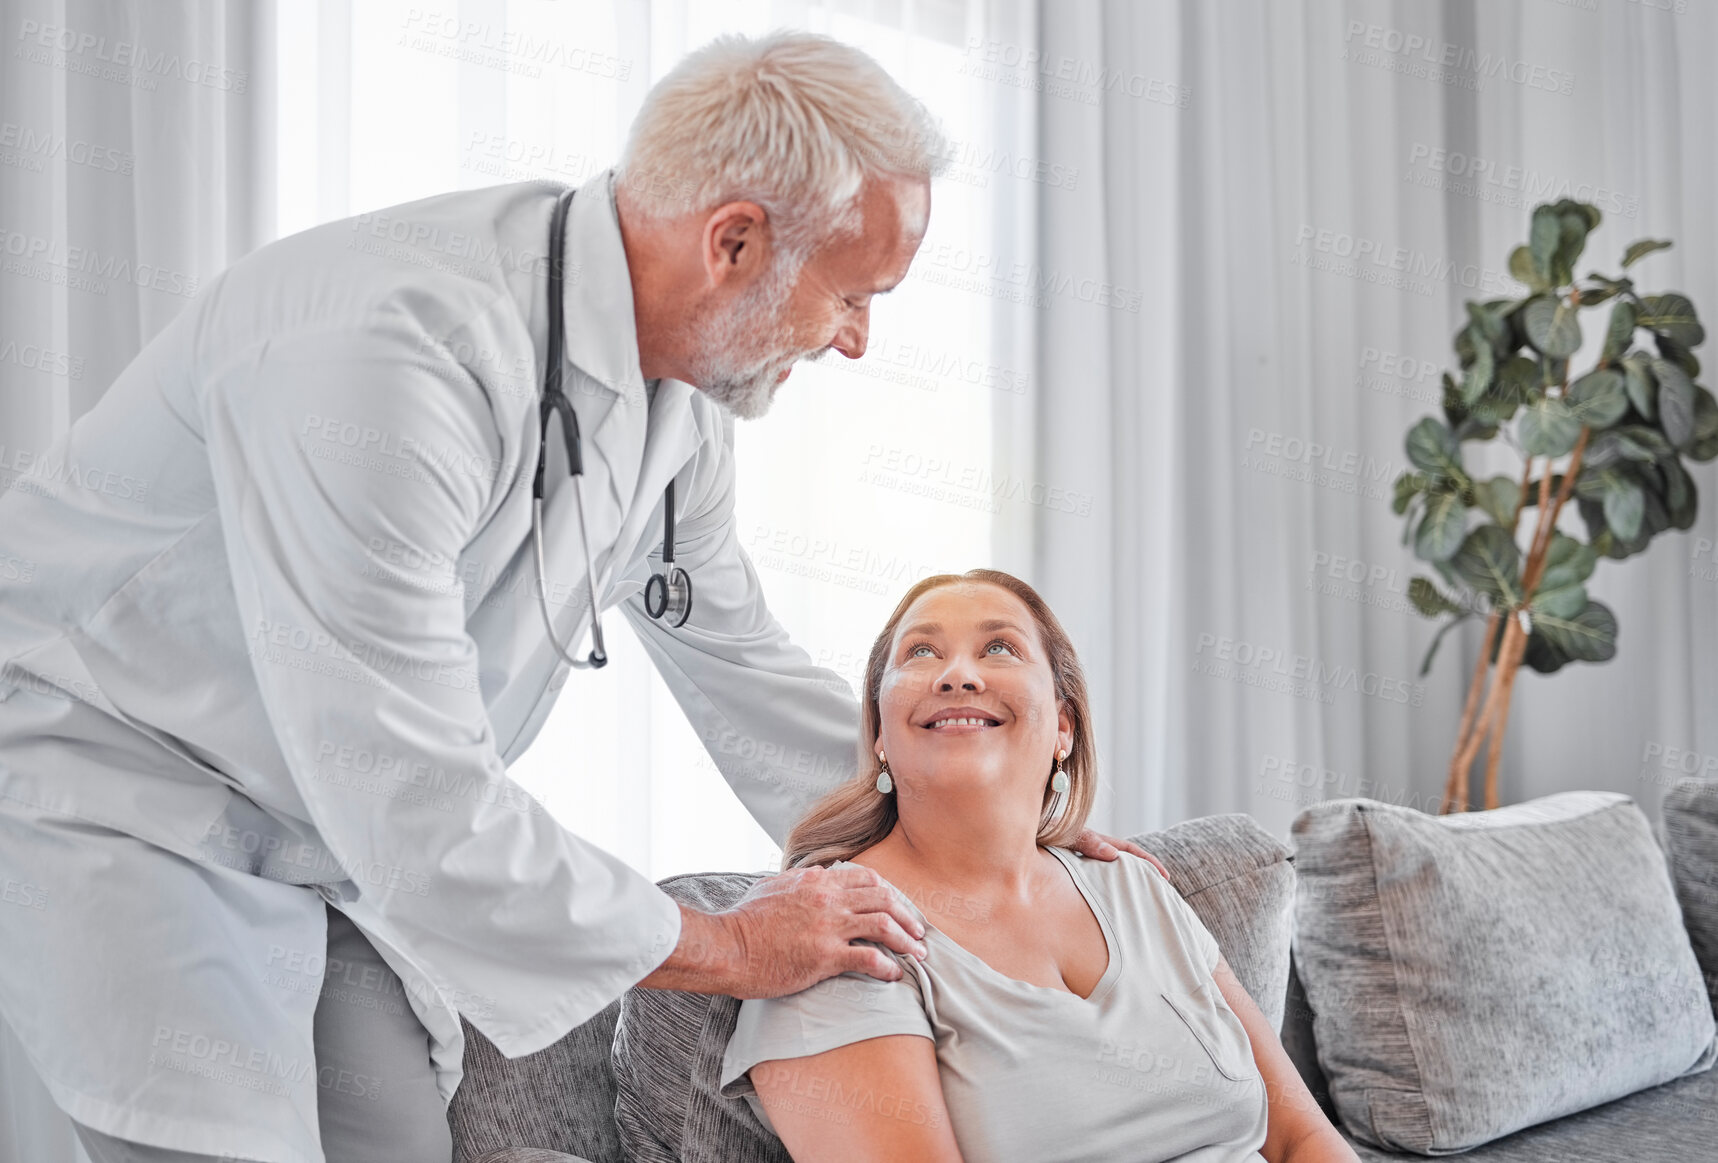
(0, 170, 860, 1161)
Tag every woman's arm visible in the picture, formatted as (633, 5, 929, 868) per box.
(750, 1034, 964, 1163)
(1212, 956, 1360, 1163)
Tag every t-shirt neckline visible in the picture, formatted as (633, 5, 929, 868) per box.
(839, 846, 1124, 1007)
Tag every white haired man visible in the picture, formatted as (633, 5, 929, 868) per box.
(0, 30, 1160, 1162)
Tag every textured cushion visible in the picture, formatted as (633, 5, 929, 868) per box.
(449, 1007, 626, 1163)
(1664, 776, 1718, 1014)
(611, 818, 1295, 1162)
(612, 871, 783, 1163)
(1292, 791, 1718, 1155)
(1341, 1062, 1718, 1162)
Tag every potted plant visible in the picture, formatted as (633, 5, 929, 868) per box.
(1393, 199, 1718, 814)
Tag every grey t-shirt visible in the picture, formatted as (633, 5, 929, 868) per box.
(719, 847, 1269, 1162)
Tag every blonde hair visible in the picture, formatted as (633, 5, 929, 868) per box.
(617, 29, 949, 262)
(783, 570, 1098, 869)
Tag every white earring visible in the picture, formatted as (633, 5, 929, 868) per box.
(875, 751, 893, 794)
(1051, 748, 1070, 794)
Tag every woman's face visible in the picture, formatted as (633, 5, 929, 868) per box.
(875, 582, 1073, 804)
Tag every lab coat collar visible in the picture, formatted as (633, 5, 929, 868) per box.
(562, 168, 647, 406)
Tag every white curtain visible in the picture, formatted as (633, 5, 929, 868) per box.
(1, 3, 274, 1157)
(1030, 0, 1718, 843)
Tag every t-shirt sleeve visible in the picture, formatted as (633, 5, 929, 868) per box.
(1125, 852, 1221, 974)
(718, 946, 934, 1105)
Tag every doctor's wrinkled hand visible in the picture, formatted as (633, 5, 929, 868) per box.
(638, 864, 929, 997)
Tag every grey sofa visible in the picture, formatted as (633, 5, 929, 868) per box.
(447, 789, 1718, 1162)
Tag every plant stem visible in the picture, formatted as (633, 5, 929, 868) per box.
(1442, 608, 1502, 813)
(1475, 427, 1592, 809)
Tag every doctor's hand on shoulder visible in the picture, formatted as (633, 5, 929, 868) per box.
(639, 864, 930, 996)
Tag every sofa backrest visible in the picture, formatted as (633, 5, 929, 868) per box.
(448, 812, 1299, 1162)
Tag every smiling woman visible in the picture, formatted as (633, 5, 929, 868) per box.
(716, 570, 1357, 1163)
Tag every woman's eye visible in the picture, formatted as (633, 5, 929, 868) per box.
(908, 643, 935, 658)
(986, 640, 1017, 656)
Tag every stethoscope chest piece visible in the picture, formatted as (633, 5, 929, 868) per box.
(642, 477, 693, 628)
(644, 566, 693, 628)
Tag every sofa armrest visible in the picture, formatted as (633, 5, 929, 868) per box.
(471, 1150, 598, 1163)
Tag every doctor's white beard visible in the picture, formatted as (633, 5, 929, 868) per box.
(681, 255, 832, 421)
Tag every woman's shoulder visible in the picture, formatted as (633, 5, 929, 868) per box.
(1053, 846, 1220, 974)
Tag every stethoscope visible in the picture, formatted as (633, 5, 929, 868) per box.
(532, 186, 692, 671)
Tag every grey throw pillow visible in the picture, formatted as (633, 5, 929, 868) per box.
(611, 817, 1295, 1162)
(1292, 791, 1717, 1155)
(1664, 776, 1718, 1014)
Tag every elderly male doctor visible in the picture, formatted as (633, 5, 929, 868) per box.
(0, 30, 1156, 1163)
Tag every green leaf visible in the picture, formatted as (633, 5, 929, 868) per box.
(1655, 357, 1697, 448)
(1418, 613, 1473, 678)
(1461, 334, 1495, 406)
(1405, 417, 1463, 480)
(1523, 296, 1582, 357)
(1566, 368, 1629, 430)
(1552, 210, 1590, 285)
(1518, 396, 1583, 457)
(1415, 489, 1468, 563)
(1531, 599, 1619, 668)
(1409, 576, 1465, 617)
(1392, 470, 1429, 516)
(1537, 531, 1597, 592)
(1689, 386, 1718, 463)
(1602, 473, 1646, 541)
(1657, 334, 1702, 379)
(1452, 524, 1523, 607)
(1638, 293, 1706, 348)
(1529, 207, 1561, 285)
(1531, 581, 1588, 619)
(1622, 353, 1657, 421)
(1621, 239, 1673, 268)
(1664, 458, 1698, 528)
(1510, 246, 1549, 293)
(1579, 283, 1619, 307)
(1466, 302, 1509, 350)
(1472, 356, 1537, 426)
(1602, 301, 1637, 364)
(1474, 475, 1521, 526)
